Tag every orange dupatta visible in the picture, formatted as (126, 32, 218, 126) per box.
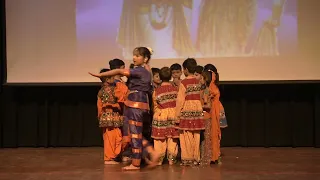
(209, 73, 221, 162)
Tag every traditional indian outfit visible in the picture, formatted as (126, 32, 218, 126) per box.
(197, 0, 257, 57)
(113, 78, 131, 160)
(200, 86, 212, 165)
(117, 0, 196, 59)
(152, 83, 179, 164)
(176, 76, 205, 165)
(97, 81, 128, 162)
(208, 74, 224, 163)
(122, 66, 154, 167)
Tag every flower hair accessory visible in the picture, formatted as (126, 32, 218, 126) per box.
(146, 47, 154, 55)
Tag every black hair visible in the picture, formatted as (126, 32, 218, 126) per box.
(201, 71, 212, 87)
(133, 47, 152, 63)
(99, 68, 110, 82)
(213, 71, 220, 86)
(195, 65, 204, 74)
(204, 64, 219, 86)
(109, 58, 125, 70)
(151, 68, 160, 76)
(159, 67, 172, 82)
(170, 63, 182, 71)
(203, 70, 219, 86)
(182, 58, 197, 74)
(129, 63, 135, 69)
(204, 64, 218, 73)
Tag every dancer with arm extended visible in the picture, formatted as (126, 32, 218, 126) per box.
(89, 47, 160, 170)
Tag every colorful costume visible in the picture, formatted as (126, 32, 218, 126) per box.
(208, 74, 224, 162)
(176, 77, 205, 165)
(122, 66, 153, 167)
(97, 81, 128, 162)
(152, 84, 179, 164)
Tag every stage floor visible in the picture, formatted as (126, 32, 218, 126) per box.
(0, 147, 319, 180)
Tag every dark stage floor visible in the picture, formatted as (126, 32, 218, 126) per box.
(0, 147, 319, 180)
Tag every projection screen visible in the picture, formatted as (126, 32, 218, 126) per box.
(5, 0, 320, 83)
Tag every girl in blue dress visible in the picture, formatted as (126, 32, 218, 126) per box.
(89, 47, 160, 170)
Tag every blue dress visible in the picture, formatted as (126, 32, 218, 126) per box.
(122, 66, 153, 167)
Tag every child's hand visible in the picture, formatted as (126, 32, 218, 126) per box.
(88, 72, 101, 78)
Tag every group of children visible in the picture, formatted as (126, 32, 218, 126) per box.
(89, 46, 227, 171)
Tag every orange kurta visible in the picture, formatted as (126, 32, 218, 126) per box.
(97, 81, 128, 161)
(209, 74, 222, 162)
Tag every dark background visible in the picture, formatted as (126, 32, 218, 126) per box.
(1, 1, 319, 148)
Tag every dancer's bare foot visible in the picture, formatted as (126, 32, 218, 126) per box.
(122, 164, 140, 171)
(122, 156, 131, 162)
(104, 160, 119, 165)
(145, 152, 161, 168)
(217, 157, 222, 165)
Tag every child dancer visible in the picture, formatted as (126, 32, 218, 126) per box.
(204, 64, 228, 128)
(109, 59, 131, 162)
(194, 65, 204, 80)
(170, 63, 183, 87)
(151, 68, 161, 89)
(97, 69, 125, 165)
(199, 71, 215, 165)
(208, 69, 223, 164)
(90, 47, 160, 170)
(151, 67, 179, 165)
(175, 58, 205, 166)
(208, 69, 228, 164)
(144, 67, 161, 142)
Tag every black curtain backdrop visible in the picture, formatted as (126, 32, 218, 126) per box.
(1, 1, 320, 148)
(0, 84, 320, 148)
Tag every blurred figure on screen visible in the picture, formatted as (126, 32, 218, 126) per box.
(117, 0, 196, 60)
(252, 0, 287, 56)
(197, 0, 257, 57)
(197, 0, 287, 57)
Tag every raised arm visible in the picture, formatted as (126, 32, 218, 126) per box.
(89, 69, 130, 78)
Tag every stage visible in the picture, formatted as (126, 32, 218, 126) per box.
(0, 147, 319, 180)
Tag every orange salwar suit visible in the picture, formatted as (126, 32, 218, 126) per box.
(209, 74, 222, 162)
(97, 81, 128, 162)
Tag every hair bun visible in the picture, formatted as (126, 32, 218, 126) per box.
(146, 47, 154, 55)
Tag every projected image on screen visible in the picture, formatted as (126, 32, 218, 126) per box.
(76, 0, 297, 60)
